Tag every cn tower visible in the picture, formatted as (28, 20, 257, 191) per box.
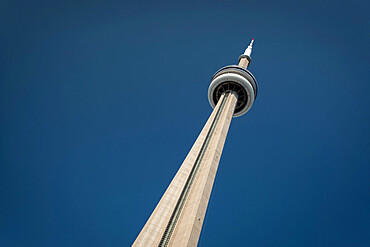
(133, 40, 258, 247)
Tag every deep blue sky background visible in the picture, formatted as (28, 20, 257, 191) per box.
(1, 1, 369, 246)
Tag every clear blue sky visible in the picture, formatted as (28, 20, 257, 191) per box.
(1, 1, 369, 246)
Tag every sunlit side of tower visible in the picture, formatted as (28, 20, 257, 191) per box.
(133, 40, 258, 247)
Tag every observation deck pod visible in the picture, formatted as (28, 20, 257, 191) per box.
(208, 65, 258, 117)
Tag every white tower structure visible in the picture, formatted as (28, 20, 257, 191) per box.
(133, 40, 258, 247)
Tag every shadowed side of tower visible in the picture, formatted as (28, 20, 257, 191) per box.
(133, 40, 258, 247)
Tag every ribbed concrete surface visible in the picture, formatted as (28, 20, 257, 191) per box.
(133, 92, 237, 247)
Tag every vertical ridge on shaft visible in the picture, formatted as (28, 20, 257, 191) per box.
(158, 93, 231, 247)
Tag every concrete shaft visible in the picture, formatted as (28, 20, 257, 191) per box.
(133, 92, 237, 247)
(238, 57, 250, 69)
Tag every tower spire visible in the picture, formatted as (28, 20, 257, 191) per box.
(238, 38, 255, 69)
(244, 38, 254, 57)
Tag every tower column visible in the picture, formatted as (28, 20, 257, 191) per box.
(133, 92, 237, 247)
(169, 92, 237, 247)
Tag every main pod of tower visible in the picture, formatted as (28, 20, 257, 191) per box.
(133, 40, 258, 247)
(208, 39, 258, 117)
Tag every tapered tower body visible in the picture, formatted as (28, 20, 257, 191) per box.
(133, 40, 258, 247)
